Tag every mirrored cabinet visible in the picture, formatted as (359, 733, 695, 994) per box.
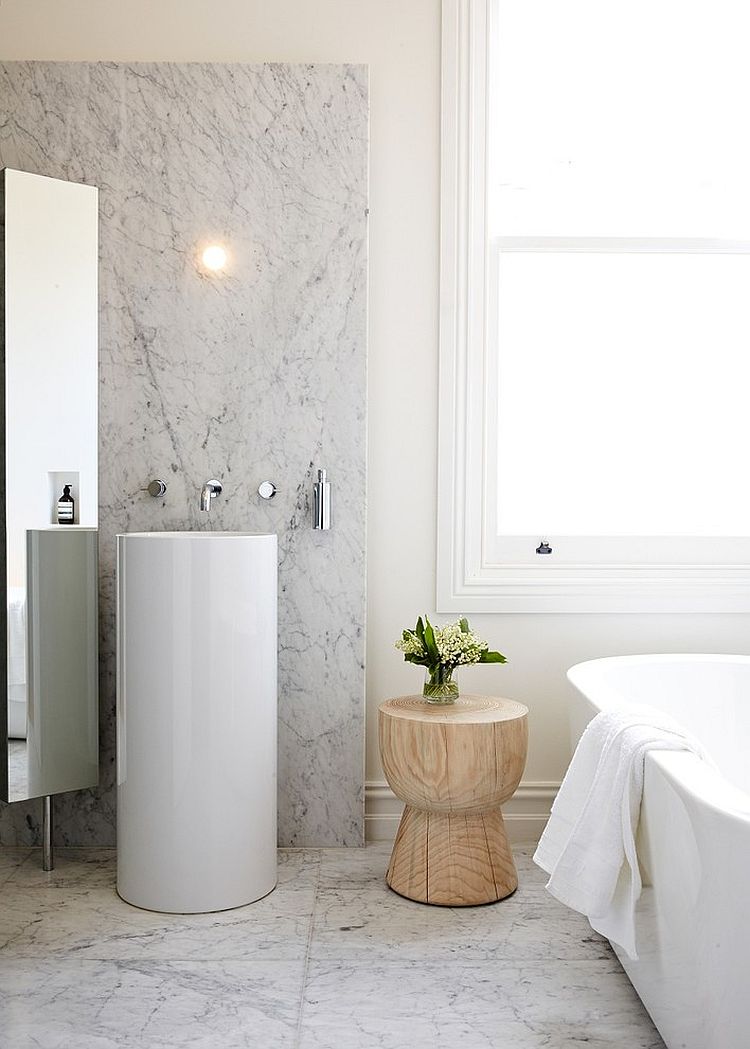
(0, 169, 99, 845)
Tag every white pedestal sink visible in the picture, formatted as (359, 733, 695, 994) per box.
(116, 532, 277, 913)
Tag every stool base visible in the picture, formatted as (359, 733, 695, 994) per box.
(386, 805, 518, 906)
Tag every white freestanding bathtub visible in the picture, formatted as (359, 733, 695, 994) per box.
(567, 654, 750, 1049)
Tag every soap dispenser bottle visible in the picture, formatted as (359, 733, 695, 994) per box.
(57, 484, 75, 525)
(313, 469, 331, 530)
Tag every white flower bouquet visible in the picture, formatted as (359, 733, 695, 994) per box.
(395, 615, 506, 703)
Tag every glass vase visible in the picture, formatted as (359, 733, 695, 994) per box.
(423, 666, 459, 704)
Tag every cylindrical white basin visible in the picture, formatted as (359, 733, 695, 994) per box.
(116, 531, 277, 913)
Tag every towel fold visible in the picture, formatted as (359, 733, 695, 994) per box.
(534, 705, 711, 960)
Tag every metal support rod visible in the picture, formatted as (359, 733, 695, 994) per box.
(41, 795, 53, 871)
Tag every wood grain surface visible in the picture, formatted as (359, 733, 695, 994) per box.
(379, 695, 528, 905)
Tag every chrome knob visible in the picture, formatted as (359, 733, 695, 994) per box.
(146, 479, 167, 498)
(258, 481, 277, 500)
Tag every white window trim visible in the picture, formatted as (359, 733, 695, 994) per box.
(436, 0, 750, 613)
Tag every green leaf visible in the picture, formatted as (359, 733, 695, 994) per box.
(415, 617, 425, 644)
(479, 650, 507, 664)
(459, 617, 470, 633)
(404, 652, 429, 667)
(422, 616, 440, 665)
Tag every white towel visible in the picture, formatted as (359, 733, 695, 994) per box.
(534, 705, 712, 960)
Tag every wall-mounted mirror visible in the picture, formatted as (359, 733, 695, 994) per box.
(1, 168, 99, 803)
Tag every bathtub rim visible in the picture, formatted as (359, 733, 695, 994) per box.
(567, 653, 750, 822)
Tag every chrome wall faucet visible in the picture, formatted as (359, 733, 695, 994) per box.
(200, 479, 223, 512)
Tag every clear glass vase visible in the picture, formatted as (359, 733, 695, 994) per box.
(423, 666, 459, 704)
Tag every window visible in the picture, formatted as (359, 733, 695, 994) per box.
(438, 0, 750, 612)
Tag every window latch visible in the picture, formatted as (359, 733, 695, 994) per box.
(536, 540, 553, 555)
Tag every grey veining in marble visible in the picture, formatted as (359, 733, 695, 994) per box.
(0, 845, 666, 1049)
(0, 62, 368, 846)
(0, 958, 304, 1048)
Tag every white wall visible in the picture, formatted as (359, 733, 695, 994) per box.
(3, 0, 749, 837)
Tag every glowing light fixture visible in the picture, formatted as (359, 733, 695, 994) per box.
(201, 245, 227, 271)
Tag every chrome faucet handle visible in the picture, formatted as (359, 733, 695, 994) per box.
(143, 479, 167, 498)
(200, 479, 223, 512)
(258, 480, 277, 500)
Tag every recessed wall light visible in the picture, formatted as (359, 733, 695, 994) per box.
(201, 245, 228, 271)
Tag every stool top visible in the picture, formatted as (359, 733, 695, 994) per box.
(379, 694, 527, 725)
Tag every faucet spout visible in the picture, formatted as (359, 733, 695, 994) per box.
(200, 479, 223, 512)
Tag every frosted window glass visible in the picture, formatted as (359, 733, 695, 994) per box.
(490, 0, 750, 238)
(495, 252, 750, 536)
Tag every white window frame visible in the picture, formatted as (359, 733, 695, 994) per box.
(437, 0, 750, 613)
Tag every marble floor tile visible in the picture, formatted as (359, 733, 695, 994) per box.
(0, 957, 304, 1049)
(513, 844, 555, 890)
(0, 843, 665, 1049)
(4, 846, 319, 891)
(299, 960, 663, 1049)
(310, 882, 610, 962)
(325, 840, 552, 896)
(318, 842, 390, 889)
(0, 885, 315, 963)
(300, 1017, 664, 1049)
(278, 849, 322, 889)
(4, 848, 117, 889)
(0, 847, 32, 886)
(0, 850, 316, 962)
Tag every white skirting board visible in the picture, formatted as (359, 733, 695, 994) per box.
(365, 781, 559, 845)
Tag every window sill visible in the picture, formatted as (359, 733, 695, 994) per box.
(437, 564, 750, 614)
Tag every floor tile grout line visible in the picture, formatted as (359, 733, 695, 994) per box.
(0, 845, 665, 1046)
(292, 849, 322, 1049)
(4, 849, 40, 884)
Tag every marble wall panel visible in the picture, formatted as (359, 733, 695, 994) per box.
(0, 62, 368, 846)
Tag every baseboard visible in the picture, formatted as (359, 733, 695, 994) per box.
(365, 780, 559, 845)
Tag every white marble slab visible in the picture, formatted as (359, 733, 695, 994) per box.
(309, 884, 611, 962)
(0, 850, 319, 962)
(0, 61, 368, 847)
(312, 842, 609, 962)
(0, 957, 303, 1048)
(299, 960, 666, 1049)
(0, 848, 32, 888)
(0, 845, 665, 1048)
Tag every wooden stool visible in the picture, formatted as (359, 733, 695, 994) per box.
(378, 694, 528, 906)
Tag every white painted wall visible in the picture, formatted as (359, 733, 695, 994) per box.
(3, 0, 749, 836)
